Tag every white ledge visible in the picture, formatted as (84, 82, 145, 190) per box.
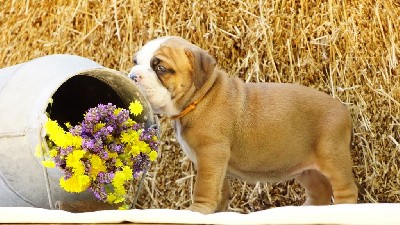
(1, 203, 399, 224)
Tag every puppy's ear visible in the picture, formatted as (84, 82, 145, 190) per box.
(185, 48, 216, 89)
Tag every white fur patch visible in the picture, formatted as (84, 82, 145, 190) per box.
(174, 120, 197, 164)
(129, 36, 179, 116)
(135, 37, 170, 66)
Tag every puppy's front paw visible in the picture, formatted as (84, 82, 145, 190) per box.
(187, 203, 215, 214)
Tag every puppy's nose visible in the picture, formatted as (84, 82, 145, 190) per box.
(129, 72, 138, 82)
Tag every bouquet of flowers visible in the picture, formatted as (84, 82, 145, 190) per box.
(37, 100, 158, 209)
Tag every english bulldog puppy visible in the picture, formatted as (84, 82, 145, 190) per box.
(129, 36, 358, 214)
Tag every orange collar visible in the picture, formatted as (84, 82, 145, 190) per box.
(171, 94, 206, 120)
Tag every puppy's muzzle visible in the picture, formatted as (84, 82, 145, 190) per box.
(129, 72, 139, 82)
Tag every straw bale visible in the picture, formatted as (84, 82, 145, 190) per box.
(1, 0, 399, 213)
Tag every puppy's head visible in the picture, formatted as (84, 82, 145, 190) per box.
(129, 36, 216, 116)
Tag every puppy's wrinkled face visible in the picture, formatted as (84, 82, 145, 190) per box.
(129, 37, 176, 115)
(129, 36, 216, 116)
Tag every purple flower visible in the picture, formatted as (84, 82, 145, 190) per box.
(82, 138, 95, 150)
(108, 143, 123, 153)
(100, 150, 108, 159)
(97, 171, 115, 184)
(69, 125, 82, 136)
(133, 153, 150, 178)
(89, 183, 107, 201)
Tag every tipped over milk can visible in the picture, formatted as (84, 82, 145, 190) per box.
(0, 54, 155, 209)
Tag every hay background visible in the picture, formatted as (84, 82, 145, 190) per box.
(1, 0, 399, 213)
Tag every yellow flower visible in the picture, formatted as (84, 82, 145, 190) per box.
(108, 152, 118, 159)
(111, 166, 132, 200)
(112, 166, 132, 187)
(137, 141, 150, 154)
(90, 155, 106, 179)
(59, 175, 90, 193)
(118, 204, 129, 210)
(70, 134, 83, 149)
(115, 158, 123, 168)
(41, 160, 56, 168)
(66, 150, 86, 175)
(45, 119, 82, 149)
(148, 151, 158, 161)
(94, 122, 105, 133)
(122, 166, 133, 178)
(112, 173, 125, 188)
(49, 149, 58, 157)
(113, 195, 125, 204)
(121, 130, 140, 144)
(129, 100, 143, 116)
(45, 119, 69, 148)
(110, 174, 130, 204)
(65, 122, 72, 129)
(124, 118, 136, 127)
(35, 144, 42, 158)
(130, 145, 140, 157)
(106, 193, 117, 204)
(106, 134, 113, 143)
(66, 150, 85, 164)
(113, 108, 123, 116)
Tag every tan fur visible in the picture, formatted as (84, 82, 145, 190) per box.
(147, 37, 358, 214)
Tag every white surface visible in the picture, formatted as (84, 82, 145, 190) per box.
(1, 203, 399, 224)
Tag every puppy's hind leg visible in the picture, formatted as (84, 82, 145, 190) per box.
(318, 159, 358, 204)
(316, 139, 358, 204)
(296, 169, 333, 205)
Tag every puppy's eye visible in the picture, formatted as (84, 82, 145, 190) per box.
(133, 58, 138, 65)
(155, 64, 167, 74)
